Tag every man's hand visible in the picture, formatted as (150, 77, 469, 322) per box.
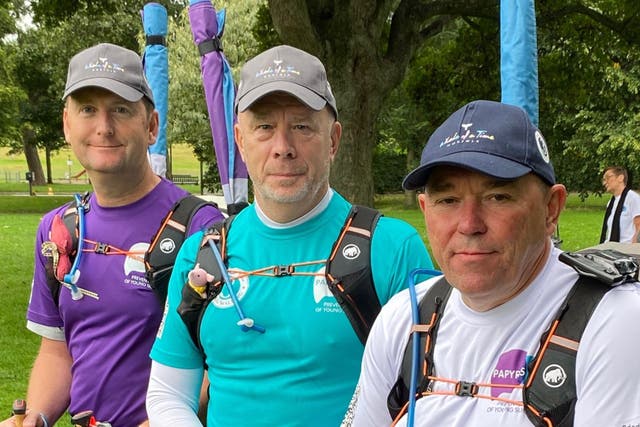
(0, 412, 44, 427)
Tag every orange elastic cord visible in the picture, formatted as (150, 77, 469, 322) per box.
(149, 211, 175, 251)
(390, 400, 411, 426)
(328, 215, 354, 262)
(81, 239, 146, 263)
(230, 260, 326, 280)
(525, 319, 560, 388)
(421, 311, 439, 377)
(525, 404, 553, 427)
(421, 376, 525, 404)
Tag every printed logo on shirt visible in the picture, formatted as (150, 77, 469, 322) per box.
(313, 267, 342, 314)
(123, 242, 152, 289)
(212, 271, 250, 309)
(490, 349, 527, 398)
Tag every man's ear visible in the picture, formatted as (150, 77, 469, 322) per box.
(148, 110, 160, 147)
(329, 121, 342, 158)
(546, 184, 568, 234)
(63, 108, 70, 143)
(234, 123, 246, 162)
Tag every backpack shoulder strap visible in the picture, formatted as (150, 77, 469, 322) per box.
(177, 215, 235, 352)
(325, 204, 382, 345)
(523, 274, 610, 426)
(387, 277, 452, 420)
(145, 195, 218, 305)
(43, 194, 89, 307)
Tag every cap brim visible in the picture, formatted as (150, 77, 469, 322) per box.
(402, 151, 532, 190)
(236, 81, 327, 113)
(62, 78, 144, 103)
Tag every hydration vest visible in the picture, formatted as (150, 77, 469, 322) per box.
(177, 205, 383, 349)
(387, 248, 638, 426)
(43, 193, 217, 307)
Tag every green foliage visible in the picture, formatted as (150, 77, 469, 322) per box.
(372, 148, 406, 194)
(377, 17, 501, 176)
(31, 0, 188, 28)
(0, 43, 25, 148)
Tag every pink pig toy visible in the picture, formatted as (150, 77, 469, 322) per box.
(188, 263, 214, 297)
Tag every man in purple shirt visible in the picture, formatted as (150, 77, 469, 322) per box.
(0, 43, 223, 427)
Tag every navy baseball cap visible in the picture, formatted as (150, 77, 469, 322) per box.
(402, 100, 555, 190)
(235, 45, 337, 118)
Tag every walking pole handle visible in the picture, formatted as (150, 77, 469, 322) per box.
(12, 399, 26, 427)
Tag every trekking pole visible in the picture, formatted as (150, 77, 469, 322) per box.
(12, 399, 26, 427)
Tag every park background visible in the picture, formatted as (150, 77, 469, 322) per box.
(0, 0, 633, 423)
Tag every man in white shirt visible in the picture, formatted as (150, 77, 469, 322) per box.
(347, 100, 640, 427)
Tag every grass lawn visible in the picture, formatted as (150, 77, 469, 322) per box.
(1, 144, 202, 187)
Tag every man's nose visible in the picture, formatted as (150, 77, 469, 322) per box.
(456, 200, 487, 235)
(272, 128, 295, 158)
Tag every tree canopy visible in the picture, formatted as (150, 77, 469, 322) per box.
(2, 0, 640, 200)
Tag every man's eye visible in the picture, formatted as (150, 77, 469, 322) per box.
(489, 193, 511, 202)
(435, 197, 457, 205)
(114, 106, 130, 114)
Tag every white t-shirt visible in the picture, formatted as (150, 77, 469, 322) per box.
(605, 189, 640, 243)
(349, 247, 640, 427)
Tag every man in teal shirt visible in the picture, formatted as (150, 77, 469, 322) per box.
(147, 45, 433, 427)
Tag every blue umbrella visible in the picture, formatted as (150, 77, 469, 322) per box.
(189, 0, 248, 214)
(142, 2, 169, 177)
(500, 0, 539, 125)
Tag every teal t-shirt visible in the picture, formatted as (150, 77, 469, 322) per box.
(151, 192, 433, 426)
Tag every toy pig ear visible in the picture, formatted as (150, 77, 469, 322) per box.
(207, 273, 215, 282)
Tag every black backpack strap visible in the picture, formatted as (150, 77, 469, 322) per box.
(325, 205, 382, 345)
(177, 215, 234, 352)
(387, 277, 452, 420)
(523, 275, 610, 427)
(145, 195, 218, 305)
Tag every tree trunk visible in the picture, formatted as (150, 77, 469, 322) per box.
(45, 146, 53, 184)
(22, 128, 46, 185)
(330, 95, 378, 207)
(404, 144, 417, 208)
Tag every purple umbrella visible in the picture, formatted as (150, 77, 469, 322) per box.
(189, 0, 248, 214)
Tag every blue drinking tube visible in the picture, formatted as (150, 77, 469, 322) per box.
(206, 239, 265, 333)
(63, 193, 89, 300)
(407, 268, 442, 427)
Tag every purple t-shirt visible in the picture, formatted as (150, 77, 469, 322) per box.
(27, 178, 223, 426)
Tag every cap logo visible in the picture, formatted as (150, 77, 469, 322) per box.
(440, 122, 495, 148)
(535, 130, 551, 164)
(85, 57, 125, 74)
(256, 59, 301, 80)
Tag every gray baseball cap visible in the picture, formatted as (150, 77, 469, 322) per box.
(62, 43, 155, 106)
(235, 45, 337, 117)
